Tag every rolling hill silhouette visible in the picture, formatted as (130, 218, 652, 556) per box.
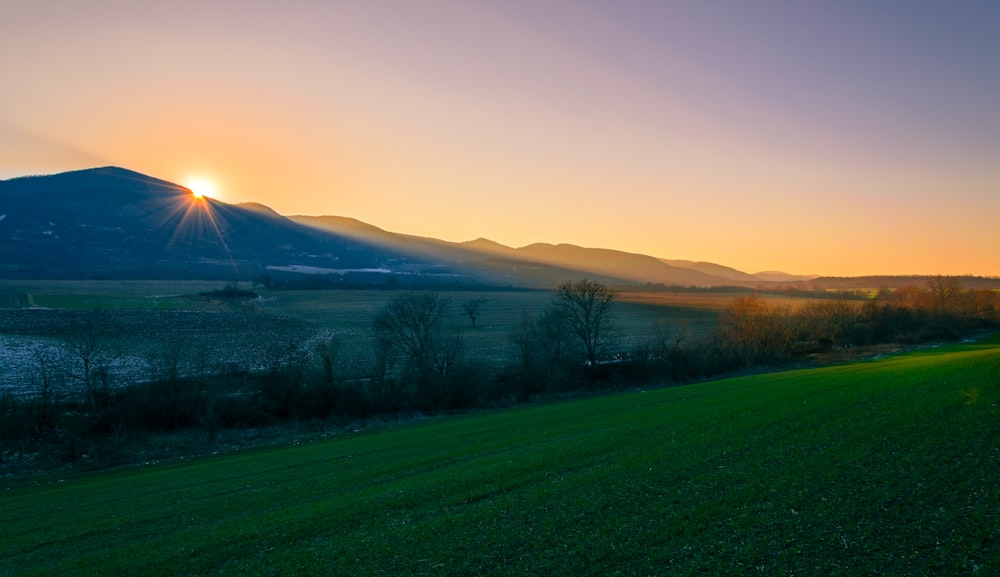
(1, 167, 799, 286)
(0, 167, 415, 280)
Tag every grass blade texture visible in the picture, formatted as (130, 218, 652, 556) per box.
(3, 336, 999, 576)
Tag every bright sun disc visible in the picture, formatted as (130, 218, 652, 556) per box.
(186, 178, 216, 199)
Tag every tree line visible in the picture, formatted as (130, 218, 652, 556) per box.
(2, 276, 996, 469)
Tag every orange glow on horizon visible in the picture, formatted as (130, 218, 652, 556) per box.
(4, 3, 996, 278)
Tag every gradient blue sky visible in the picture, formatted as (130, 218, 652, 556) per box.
(2, 1, 997, 276)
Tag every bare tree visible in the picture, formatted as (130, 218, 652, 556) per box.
(30, 350, 62, 432)
(314, 336, 342, 389)
(926, 275, 962, 312)
(646, 320, 690, 360)
(795, 299, 859, 350)
(508, 305, 576, 393)
(371, 332, 399, 402)
(146, 336, 188, 387)
(720, 294, 792, 363)
(509, 309, 537, 374)
(63, 309, 113, 409)
(372, 292, 459, 391)
(534, 306, 574, 391)
(260, 338, 309, 417)
(461, 298, 488, 328)
(553, 279, 617, 366)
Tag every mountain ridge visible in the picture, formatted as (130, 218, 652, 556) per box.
(0, 167, 812, 286)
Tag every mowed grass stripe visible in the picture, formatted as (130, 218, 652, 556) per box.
(3, 337, 999, 576)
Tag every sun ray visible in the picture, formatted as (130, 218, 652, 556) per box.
(160, 189, 237, 273)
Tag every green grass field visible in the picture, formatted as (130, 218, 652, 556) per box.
(3, 335, 997, 576)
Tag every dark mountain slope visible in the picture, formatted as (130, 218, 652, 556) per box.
(0, 167, 407, 279)
(1, 167, 824, 287)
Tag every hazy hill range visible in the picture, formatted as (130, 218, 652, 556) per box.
(289, 216, 645, 288)
(752, 270, 821, 283)
(1, 166, 812, 287)
(659, 258, 763, 283)
(290, 216, 764, 287)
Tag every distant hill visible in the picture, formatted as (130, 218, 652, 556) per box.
(291, 217, 763, 287)
(1, 166, 838, 288)
(753, 270, 820, 283)
(290, 216, 636, 288)
(0, 167, 413, 280)
(514, 243, 724, 286)
(660, 259, 763, 283)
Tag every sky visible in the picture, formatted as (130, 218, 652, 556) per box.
(2, 1, 998, 277)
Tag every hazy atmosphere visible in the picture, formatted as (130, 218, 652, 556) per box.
(4, 4, 1000, 573)
(2, 0, 997, 277)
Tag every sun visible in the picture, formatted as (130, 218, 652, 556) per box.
(185, 177, 217, 199)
